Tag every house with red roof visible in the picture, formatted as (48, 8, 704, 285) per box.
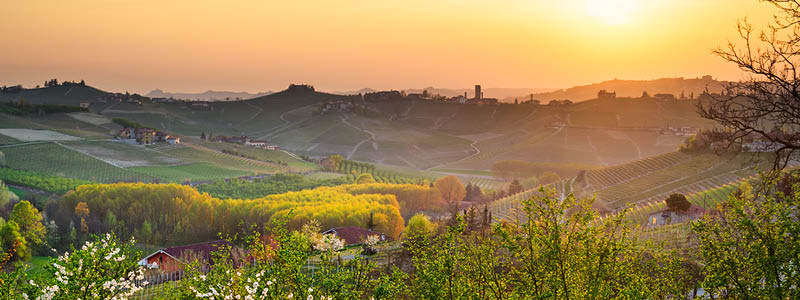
(139, 240, 231, 273)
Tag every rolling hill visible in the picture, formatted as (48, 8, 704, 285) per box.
(511, 76, 728, 102)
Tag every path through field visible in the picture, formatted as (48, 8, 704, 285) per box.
(54, 141, 126, 169)
(238, 102, 263, 126)
(339, 113, 376, 159)
(256, 104, 316, 140)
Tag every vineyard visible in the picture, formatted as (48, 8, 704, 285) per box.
(487, 178, 574, 223)
(161, 144, 283, 175)
(624, 182, 742, 225)
(338, 160, 434, 185)
(486, 151, 768, 226)
(0, 141, 308, 188)
(129, 163, 249, 183)
(0, 168, 93, 194)
(583, 152, 693, 189)
(197, 140, 317, 172)
(582, 151, 767, 210)
(1, 142, 153, 183)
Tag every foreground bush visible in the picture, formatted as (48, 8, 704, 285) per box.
(4, 233, 146, 300)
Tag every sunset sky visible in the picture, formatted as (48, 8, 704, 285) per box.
(0, 0, 777, 94)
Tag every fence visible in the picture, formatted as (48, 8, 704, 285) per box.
(132, 271, 185, 300)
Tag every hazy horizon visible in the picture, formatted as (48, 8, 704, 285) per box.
(0, 0, 775, 94)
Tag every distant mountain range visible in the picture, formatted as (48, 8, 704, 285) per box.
(145, 89, 273, 101)
(508, 76, 729, 103)
(334, 87, 556, 99)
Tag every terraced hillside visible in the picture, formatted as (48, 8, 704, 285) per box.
(488, 178, 575, 223)
(486, 151, 769, 223)
(581, 151, 769, 210)
(625, 183, 742, 226)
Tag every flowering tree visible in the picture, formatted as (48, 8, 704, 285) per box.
(170, 216, 387, 300)
(362, 234, 380, 255)
(23, 233, 147, 300)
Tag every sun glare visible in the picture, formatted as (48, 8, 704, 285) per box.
(586, 0, 639, 25)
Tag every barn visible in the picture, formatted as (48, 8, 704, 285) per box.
(139, 240, 231, 273)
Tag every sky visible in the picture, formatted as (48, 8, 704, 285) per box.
(0, 0, 778, 94)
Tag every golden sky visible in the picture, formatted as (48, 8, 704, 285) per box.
(0, 0, 778, 94)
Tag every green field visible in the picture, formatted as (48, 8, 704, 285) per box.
(197, 140, 317, 172)
(129, 163, 249, 183)
(0, 140, 298, 188)
(1, 142, 152, 183)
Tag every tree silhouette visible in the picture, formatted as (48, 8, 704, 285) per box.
(699, 0, 800, 172)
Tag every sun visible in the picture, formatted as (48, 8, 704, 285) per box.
(585, 0, 639, 25)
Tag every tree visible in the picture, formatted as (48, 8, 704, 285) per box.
(200, 131, 206, 140)
(508, 179, 523, 195)
(23, 234, 147, 300)
(74, 201, 89, 234)
(326, 154, 344, 172)
(699, 0, 800, 171)
(642, 90, 650, 98)
(434, 176, 466, 216)
(139, 220, 153, 244)
(693, 178, 800, 299)
(366, 212, 375, 231)
(9, 201, 45, 247)
(0, 180, 17, 211)
(355, 173, 376, 184)
(0, 150, 5, 166)
(665, 193, 691, 212)
(406, 213, 436, 238)
(0, 221, 28, 262)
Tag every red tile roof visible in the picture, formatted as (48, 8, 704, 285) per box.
(144, 240, 231, 264)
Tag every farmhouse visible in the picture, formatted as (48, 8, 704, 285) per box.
(648, 205, 706, 226)
(116, 127, 177, 145)
(322, 226, 387, 246)
(245, 139, 268, 147)
(134, 128, 156, 145)
(139, 240, 232, 273)
(597, 90, 616, 99)
(214, 135, 280, 150)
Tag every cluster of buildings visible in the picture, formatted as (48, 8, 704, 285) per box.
(318, 100, 355, 114)
(363, 85, 500, 105)
(597, 90, 697, 101)
(138, 226, 385, 273)
(212, 135, 279, 150)
(741, 130, 794, 152)
(116, 128, 181, 145)
(660, 126, 700, 136)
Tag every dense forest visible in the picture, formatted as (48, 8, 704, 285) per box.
(51, 183, 409, 247)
